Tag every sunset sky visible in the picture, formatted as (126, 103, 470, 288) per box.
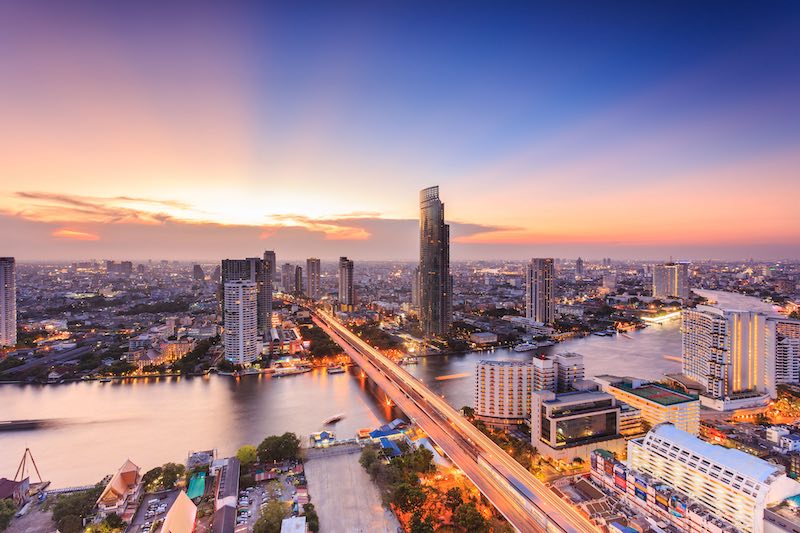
(1, 2, 799, 261)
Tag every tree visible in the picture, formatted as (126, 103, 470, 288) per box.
(52, 485, 103, 525)
(790, 310, 800, 320)
(237, 445, 258, 465)
(257, 433, 301, 463)
(160, 463, 185, 490)
(0, 500, 16, 532)
(253, 500, 288, 533)
(391, 483, 426, 513)
(408, 511, 435, 533)
(57, 515, 83, 533)
(103, 514, 126, 530)
(461, 406, 475, 420)
(453, 503, 488, 533)
(359, 445, 380, 470)
(444, 487, 464, 513)
(142, 467, 163, 489)
(302, 503, 319, 533)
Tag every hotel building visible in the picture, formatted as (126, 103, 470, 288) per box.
(653, 262, 690, 300)
(0, 257, 15, 346)
(525, 258, 555, 325)
(594, 376, 700, 435)
(626, 423, 800, 533)
(474, 360, 531, 427)
(223, 280, 259, 365)
(682, 305, 800, 410)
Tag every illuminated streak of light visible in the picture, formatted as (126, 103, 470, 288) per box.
(435, 373, 470, 381)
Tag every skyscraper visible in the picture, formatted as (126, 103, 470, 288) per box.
(306, 258, 321, 299)
(652, 262, 690, 299)
(221, 257, 271, 336)
(526, 258, 555, 325)
(575, 257, 584, 277)
(419, 186, 452, 338)
(338, 256, 354, 310)
(0, 258, 16, 347)
(281, 263, 295, 294)
(192, 264, 205, 281)
(294, 266, 303, 297)
(410, 266, 420, 309)
(223, 280, 258, 365)
(264, 250, 277, 289)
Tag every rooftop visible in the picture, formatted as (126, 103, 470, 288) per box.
(648, 423, 783, 483)
(613, 381, 697, 406)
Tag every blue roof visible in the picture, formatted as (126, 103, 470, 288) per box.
(379, 437, 401, 457)
(370, 428, 401, 439)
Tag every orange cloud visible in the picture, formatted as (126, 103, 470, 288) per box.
(52, 228, 100, 241)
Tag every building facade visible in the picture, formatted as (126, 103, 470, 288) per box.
(338, 256, 354, 310)
(627, 423, 800, 533)
(306, 258, 321, 299)
(419, 186, 452, 338)
(526, 258, 555, 325)
(221, 257, 271, 337)
(474, 360, 532, 426)
(0, 257, 15, 346)
(653, 262, 690, 300)
(594, 376, 700, 435)
(223, 280, 259, 365)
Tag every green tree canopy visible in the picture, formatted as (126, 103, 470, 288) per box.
(253, 500, 289, 533)
(236, 445, 258, 465)
(257, 433, 301, 463)
(0, 500, 16, 532)
(391, 483, 426, 514)
(453, 502, 488, 533)
(444, 487, 464, 513)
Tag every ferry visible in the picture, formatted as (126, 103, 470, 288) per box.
(99, 377, 112, 383)
(326, 364, 346, 374)
(513, 342, 538, 352)
(398, 356, 418, 366)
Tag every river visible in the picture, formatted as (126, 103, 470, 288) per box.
(0, 319, 680, 487)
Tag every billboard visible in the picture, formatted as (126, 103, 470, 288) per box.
(655, 486, 669, 511)
(604, 460, 615, 478)
(614, 464, 627, 491)
(670, 496, 687, 518)
(634, 477, 647, 501)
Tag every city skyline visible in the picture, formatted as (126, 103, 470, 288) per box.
(1, 3, 799, 261)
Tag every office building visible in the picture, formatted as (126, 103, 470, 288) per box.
(411, 266, 420, 309)
(575, 257, 585, 277)
(221, 257, 271, 337)
(419, 186, 452, 338)
(223, 280, 258, 365)
(192, 264, 204, 281)
(652, 262, 690, 300)
(526, 258, 555, 325)
(594, 376, 700, 435)
(531, 390, 626, 463)
(474, 360, 531, 427)
(553, 352, 585, 392)
(281, 263, 295, 294)
(0, 258, 16, 346)
(337, 256, 354, 311)
(627, 423, 800, 533)
(682, 305, 800, 410)
(293, 266, 303, 297)
(306, 258, 321, 299)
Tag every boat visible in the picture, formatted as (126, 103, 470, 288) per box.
(99, 377, 112, 383)
(322, 413, 345, 425)
(513, 342, 538, 352)
(326, 365, 346, 374)
(398, 356, 418, 365)
(272, 367, 312, 377)
(536, 340, 556, 347)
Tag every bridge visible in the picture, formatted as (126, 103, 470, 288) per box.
(312, 310, 599, 533)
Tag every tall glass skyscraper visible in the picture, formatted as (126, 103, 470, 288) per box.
(419, 186, 452, 338)
(526, 258, 555, 325)
(0, 257, 16, 347)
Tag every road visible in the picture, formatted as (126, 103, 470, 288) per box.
(1, 344, 94, 375)
(312, 310, 599, 533)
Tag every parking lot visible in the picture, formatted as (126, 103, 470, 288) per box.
(127, 490, 181, 533)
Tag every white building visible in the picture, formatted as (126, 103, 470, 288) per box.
(682, 304, 800, 409)
(0, 257, 16, 347)
(526, 258, 555, 325)
(223, 280, 259, 365)
(627, 423, 800, 533)
(553, 352, 585, 392)
(653, 262, 690, 300)
(474, 360, 531, 426)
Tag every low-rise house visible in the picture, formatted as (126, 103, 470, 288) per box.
(96, 459, 143, 518)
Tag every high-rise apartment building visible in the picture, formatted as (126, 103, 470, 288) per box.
(526, 258, 555, 325)
(627, 423, 800, 533)
(0, 258, 16, 347)
(192, 264, 204, 281)
(575, 257, 585, 277)
(419, 186, 452, 338)
(263, 250, 277, 289)
(223, 280, 258, 365)
(652, 262, 690, 300)
(338, 257, 354, 310)
(221, 257, 271, 337)
(306, 258, 321, 299)
(682, 304, 800, 410)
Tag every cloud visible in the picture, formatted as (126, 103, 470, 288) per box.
(52, 228, 100, 241)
